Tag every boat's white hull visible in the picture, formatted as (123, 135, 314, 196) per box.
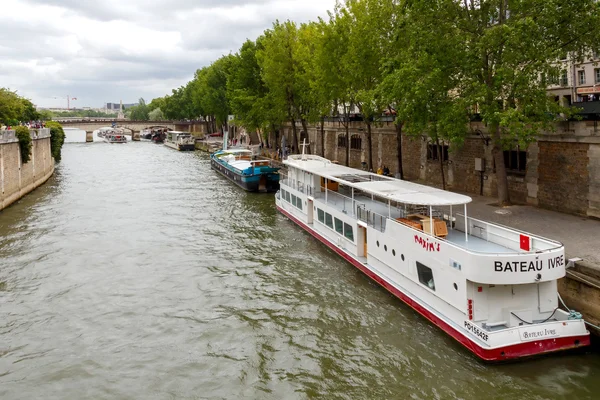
(276, 199, 589, 362)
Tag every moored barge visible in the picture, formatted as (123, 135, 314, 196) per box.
(211, 148, 280, 192)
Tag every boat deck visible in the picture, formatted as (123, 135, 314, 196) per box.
(312, 189, 516, 255)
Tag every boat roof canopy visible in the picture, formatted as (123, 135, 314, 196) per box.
(284, 155, 472, 206)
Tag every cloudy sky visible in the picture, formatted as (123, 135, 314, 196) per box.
(1, 0, 337, 109)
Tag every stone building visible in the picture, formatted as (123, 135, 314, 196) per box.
(279, 119, 600, 219)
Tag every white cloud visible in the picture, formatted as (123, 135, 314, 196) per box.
(2, 0, 336, 108)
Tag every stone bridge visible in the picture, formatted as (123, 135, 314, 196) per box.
(57, 119, 207, 141)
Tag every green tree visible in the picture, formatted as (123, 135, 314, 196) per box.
(382, 0, 469, 188)
(45, 121, 66, 162)
(453, 0, 600, 204)
(128, 98, 150, 121)
(227, 38, 284, 144)
(0, 88, 24, 124)
(38, 110, 54, 121)
(148, 107, 165, 120)
(15, 126, 32, 163)
(315, 7, 355, 165)
(258, 20, 304, 153)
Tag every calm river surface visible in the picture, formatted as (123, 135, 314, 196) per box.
(1, 139, 600, 400)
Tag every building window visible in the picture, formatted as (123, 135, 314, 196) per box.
(350, 134, 362, 150)
(337, 135, 347, 148)
(560, 70, 568, 86)
(595, 68, 600, 84)
(344, 223, 354, 241)
(503, 146, 527, 174)
(578, 70, 586, 85)
(318, 209, 325, 223)
(427, 143, 449, 162)
(548, 71, 559, 86)
(417, 262, 435, 291)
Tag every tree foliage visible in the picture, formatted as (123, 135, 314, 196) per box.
(127, 98, 150, 121)
(15, 126, 32, 164)
(45, 121, 66, 162)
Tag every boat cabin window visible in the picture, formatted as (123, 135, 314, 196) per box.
(296, 197, 303, 211)
(291, 194, 297, 206)
(318, 209, 325, 223)
(334, 218, 344, 235)
(416, 262, 435, 291)
(325, 213, 333, 229)
(285, 191, 291, 203)
(344, 223, 354, 241)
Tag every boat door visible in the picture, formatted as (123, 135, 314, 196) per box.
(259, 175, 267, 191)
(307, 198, 314, 224)
(357, 225, 367, 257)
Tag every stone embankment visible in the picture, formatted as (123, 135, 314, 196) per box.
(0, 128, 54, 211)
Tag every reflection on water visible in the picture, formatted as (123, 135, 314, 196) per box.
(0, 142, 599, 399)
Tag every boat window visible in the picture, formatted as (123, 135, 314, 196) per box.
(318, 209, 325, 223)
(416, 262, 435, 291)
(291, 194, 297, 206)
(344, 223, 354, 241)
(281, 190, 287, 201)
(325, 213, 333, 229)
(296, 198, 302, 211)
(285, 191, 291, 202)
(334, 218, 344, 235)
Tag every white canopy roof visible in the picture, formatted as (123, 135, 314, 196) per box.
(284, 155, 472, 206)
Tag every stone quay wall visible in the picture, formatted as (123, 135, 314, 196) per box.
(276, 119, 600, 218)
(0, 128, 54, 211)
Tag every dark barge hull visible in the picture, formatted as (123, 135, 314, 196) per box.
(210, 158, 279, 192)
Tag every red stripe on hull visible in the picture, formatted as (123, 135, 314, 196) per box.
(277, 205, 590, 362)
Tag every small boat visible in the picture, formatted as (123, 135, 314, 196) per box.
(164, 131, 195, 151)
(275, 147, 589, 362)
(211, 148, 280, 192)
(97, 127, 114, 138)
(104, 133, 127, 143)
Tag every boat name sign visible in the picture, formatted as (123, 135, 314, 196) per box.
(464, 320, 489, 343)
(493, 255, 564, 273)
(518, 326, 559, 342)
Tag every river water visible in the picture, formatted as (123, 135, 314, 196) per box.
(1, 138, 600, 400)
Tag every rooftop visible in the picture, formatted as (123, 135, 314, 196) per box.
(285, 154, 472, 207)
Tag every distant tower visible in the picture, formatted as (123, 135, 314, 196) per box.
(117, 100, 125, 120)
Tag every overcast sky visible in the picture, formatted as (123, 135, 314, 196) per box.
(1, 0, 337, 108)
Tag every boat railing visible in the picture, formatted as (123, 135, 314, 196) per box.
(280, 179, 314, 197)
(455, 213, 562, 253)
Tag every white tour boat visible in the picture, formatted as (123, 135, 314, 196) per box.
(104, 132, 127, 144)
(275, 152, 589, 361)
(164, 131, 195, 151)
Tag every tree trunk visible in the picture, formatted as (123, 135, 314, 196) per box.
(492, 125, 510, 205)
(343, 121, 349, 166)
(290, 117, 299, 154)
(300, 118, 311, 154)
(320, 116, 325, 157)
(366, 121, 373, 171)
(395, 120, 404, 179)
(436, 138, 446, 190)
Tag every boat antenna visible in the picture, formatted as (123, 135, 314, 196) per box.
(300, 138, 308, 161)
